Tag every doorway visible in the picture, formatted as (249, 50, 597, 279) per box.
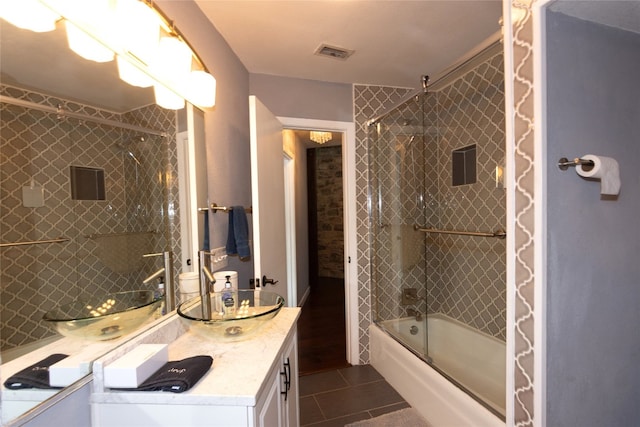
(278, 116, 359, 370)
(299, 133, 348, 374)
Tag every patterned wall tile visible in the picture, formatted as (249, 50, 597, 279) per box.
(355, 48, 507, 368)
(509, 1, 537, 425)
(353, 85, 415, 363)
(427, 51, 507, 340)
(369, 95, 427, 322)
(0, 85, 181, 351)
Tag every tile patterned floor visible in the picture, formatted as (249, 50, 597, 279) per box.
(299, 365, 410, 426)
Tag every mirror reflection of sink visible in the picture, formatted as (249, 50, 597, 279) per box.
(177, 290, 284, 341)
(42, 290, 163, 341)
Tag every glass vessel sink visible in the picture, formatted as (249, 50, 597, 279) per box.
(177, 290, 284, 341)
(43, 290, 163, 341)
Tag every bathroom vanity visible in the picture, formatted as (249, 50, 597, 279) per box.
(91, 307, 300, 427)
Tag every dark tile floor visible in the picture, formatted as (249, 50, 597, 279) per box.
(299, 364, 410, 427)
(297, 279, 410, 425)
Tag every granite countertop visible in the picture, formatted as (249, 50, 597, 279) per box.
(91, 307, 301, 407)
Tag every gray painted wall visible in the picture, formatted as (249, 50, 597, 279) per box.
(157, 1, 254, 287)
(250, 73, 353, 122)
(546, 11, 640, 426)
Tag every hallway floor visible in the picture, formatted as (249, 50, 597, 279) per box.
(297, 277, 350, 375)
(297, 278, 410, 426)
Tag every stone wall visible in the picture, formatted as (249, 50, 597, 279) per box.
(315, 146, 344, 278)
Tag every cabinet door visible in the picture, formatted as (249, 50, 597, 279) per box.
(281, 329, 299, 427)
(255, 363, 283, 427)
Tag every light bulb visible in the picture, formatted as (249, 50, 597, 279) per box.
(65, 21, 114, 62)
(151, 36, 192, 83)
(0, 0, 60, 32)
(117, 56, 155, 88)
(115, 0, 160, 64)
(63, 0, 116, 63)
(154, 84, 185, 110)
(188, 70, 216, 108)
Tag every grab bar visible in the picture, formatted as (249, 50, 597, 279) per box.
(0, 237, 71, 248)
(84, 230, 155, 239)
(413, 225, 506, 239)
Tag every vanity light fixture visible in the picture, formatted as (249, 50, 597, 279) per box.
(114, 0, 160, 87)
(63, 0, 115, 62)
(0, 0, 60, 32)
(66, 20, 115, 63)
(22, 0, 217, 110)
(310, 131, 333, 144)
(188, 70, 217, 108)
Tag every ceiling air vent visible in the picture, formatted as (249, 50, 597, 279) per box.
(315, 44, 354, 60)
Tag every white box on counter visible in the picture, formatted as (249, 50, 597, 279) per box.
(49, 355, 92, 387)
(104, 344, 168, 388)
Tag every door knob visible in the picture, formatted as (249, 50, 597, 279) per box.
(262, 275, 279, 286)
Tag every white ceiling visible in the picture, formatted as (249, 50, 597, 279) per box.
(195, 1, 503, 90)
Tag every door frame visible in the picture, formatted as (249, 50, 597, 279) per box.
(283, 153, 297, 307)
(277, 116, 359, 365)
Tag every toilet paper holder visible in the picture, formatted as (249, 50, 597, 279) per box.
(557, 157, 595, 171)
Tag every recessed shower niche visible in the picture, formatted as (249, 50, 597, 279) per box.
(70, 165, 106, 200)
(451, 144, 477, 186)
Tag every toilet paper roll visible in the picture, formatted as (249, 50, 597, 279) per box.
(576, 154, 620, 195)
(213, 271, 237, 293)
(179, 272, 200, 294)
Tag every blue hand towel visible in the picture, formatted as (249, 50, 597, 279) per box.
(225, 206, 251, 261)
(202, 211, 210, 251)
(225, 208, 237, 255)
(233, 207, 251, 260)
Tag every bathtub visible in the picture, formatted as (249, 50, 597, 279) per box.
(371, 313, 505, 427)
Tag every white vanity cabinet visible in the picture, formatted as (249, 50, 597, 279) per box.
(254, 330, 299, 427)
(91, 308, 300, 427)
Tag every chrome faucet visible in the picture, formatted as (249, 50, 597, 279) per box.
(401, 287, 424, 305)
(198, 250, 216, 319)
(142, 267, 165, 284)
(407, 308, 423, 322)
(142, 251, 175, 312)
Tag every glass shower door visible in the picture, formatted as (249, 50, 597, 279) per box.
(369, 94, 430, 361)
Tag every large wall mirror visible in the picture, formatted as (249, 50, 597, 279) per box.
(0, 5, 206, 423)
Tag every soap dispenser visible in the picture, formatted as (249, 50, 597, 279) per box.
(222, 275, 237, 317)
(154, 277, 166, 316)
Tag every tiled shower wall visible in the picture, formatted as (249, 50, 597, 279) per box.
(369, 95, 427, 322)
(425, 50, 506, 340)
(0, 85, 181, 351)
(354, 85, 415, 363)
(355, 48, 505, 362)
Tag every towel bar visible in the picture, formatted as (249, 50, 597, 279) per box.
(208, 203, 252, 214)
(0, 237, 71, 248)
(413, 225, 506, 239)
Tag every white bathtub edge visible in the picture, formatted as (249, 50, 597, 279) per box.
(370, 324, 504, 427)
